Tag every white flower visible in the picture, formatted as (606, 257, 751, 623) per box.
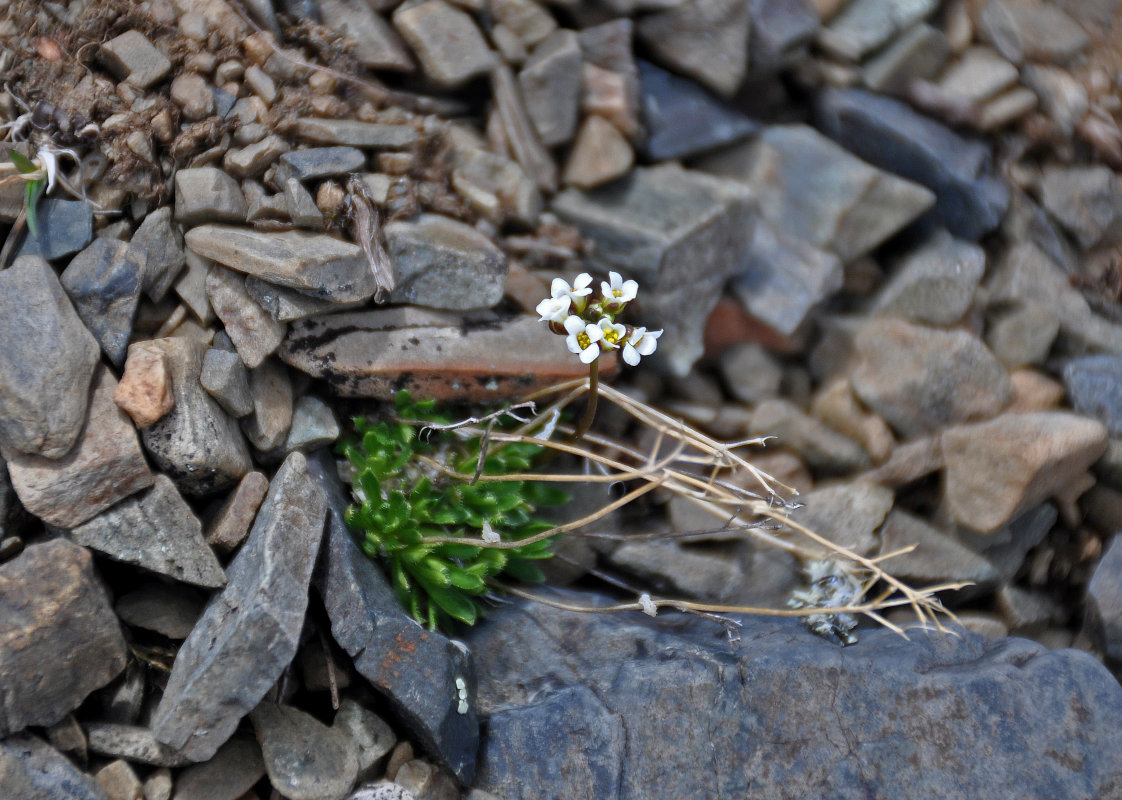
(536, 295, 570, 322)
(622, 327, 662, 366)
(601, 271, 638, 305)
(34, 147, 77, 194)
(551, 273, 593, 302)
(596, 317, 626, 349)
(564, 314, 603, 364)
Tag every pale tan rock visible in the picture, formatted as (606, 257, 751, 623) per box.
(95, 759, 143, 800)
(114, 345, 175, 428)
(581, 63, 641, 141)
(206, 470, 269, 553)
(562, 115, 634, 189)
(1006, 368, 1065, 414)
(810, 377, 895, 464)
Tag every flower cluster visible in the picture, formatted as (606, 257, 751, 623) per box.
(536, 272, 662, 366)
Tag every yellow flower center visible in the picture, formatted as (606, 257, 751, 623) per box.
(613, 288, 624, 298)
(602, 328, 620, 344)
(577, 332, 591, 349)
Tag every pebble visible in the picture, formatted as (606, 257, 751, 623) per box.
(798, 480, 894, 555)
(815, 87, 1009, 240)
(810, 377, 896, 464)
(561, 115, 634, 189)
(1086, 534, 1122, 662)
(936, 46, 1019, 106)
(174, 251, 215, 325)
(996, 584, 1061, 633)
(100, 30, 172, 89)
(749, 398, 870, 474)
(0, 540, 127, 736)
(132, 206, 186, 302)
(1039, 164, 1122, 250)
(170, 72, 215, 121)
(581, 63, 641, 143)
(334, 700, 397, 779)
(15, 197, 95, 261)
(200, 346, 255, 418)
(976, 0, 1089, 64)
(151, 452, 327, 761)
(747, 0, 820, 74)
(143, 769, 172, 800)
(606, 538, 752, 602)
(245, 276, 358, 322)
(174, 167, 248, 225)
(276, 147, 367, 184)
(879, 508, 999, 586)
(114, 345, 175, 428)
(185, 225, 380, 304)
(173, 736, 266, 800)
(95, 759, 143, 800)
(45, 715, 87, 762)
(223, 134, 290, 179)
(204, 469, 269, 553)
(241, 359, 294, 452)
(85, 724, 194, 768)
(284, 177, 325, 227)
(0, 734, 110, 800)
(491, 0, 556, 48)
(69, 474, 227, 589)
(6, 366, 153, 528)
(1063, 355, 1122, 436)
(136, 337, 253, 495)
(942, 411, 1107, 534)
(280, 395, 340, 453)
(0, 254, 100, 458)
(293, 117, 419, 149)
(251, 702, 360, 800)
(985, 303, 1058, 369)
(61, 238, 145, 367)
(1021, 64, 1088, 137)
(518, 30, 582, 147)
(718, 341, 783, 405)
(244, 65, 277, 104)
(637, 0, 751, 96)
(205, 266, 286, 368)
(861, 23, 949, 95)
(816, 0, 938, 63)
(1006, 368, 1064, 414)
(348, 784, 418, 800)
(449, 144, 542, 227)
(319, 0, 415, 72)
(114, 583, 205, 640)
(851, 318, 1013, 438)
(392, 0, 495, 88)
(871, 228, 984, 325)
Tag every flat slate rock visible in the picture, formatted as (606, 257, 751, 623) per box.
(0, 254, 100, 458)
(0, 540, 127, 737)
(205, 265, 286, 369)
(309, 449, 478, 783)
(173, 735, 266, 800)
(872, 228, 985, 325)
(114, 583, 206, 640)
(69, 474, 226, 589)
(463, 592, 1122, 800)
(85, 724, 194, 767)
(185, 225, 379, 304)
(14, 198, 94, 261)
(1063, 355, 1122, 435)
(152, 452, 327, 761)
(0, 734, 110, 800)
(60, 238, 145, 367)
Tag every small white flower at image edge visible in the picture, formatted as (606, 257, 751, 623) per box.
(481, 519, 501, 544)
(551, 273, 593, 302)
(564, 315, 604, 364)
(536, 295, 570, 322)
(602, 271, 638, 304)
(622, 327, 662, 366)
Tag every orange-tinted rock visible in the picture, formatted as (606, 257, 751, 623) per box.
(115, 344, 175, 428)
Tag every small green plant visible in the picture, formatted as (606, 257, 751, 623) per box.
(5, 149, 47, 236)
(338, 392, 567, 631)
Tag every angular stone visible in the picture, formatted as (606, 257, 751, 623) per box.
(705, 124, 934, 263)
(852, 318, 1013, 438)
(136, 337, 253, 495)
(170, 72, 214, 121)
(276, 147, 367, 184)
(1063, 355, 1122, 436)
(637, 0, 751, 96)
(95, 759, 143, 800)
(0, 734, 110, 800)
(320, 0, 415, 72)
(6, 366, 153, 528)
(115, 583, 206, 640)
(152, 452, 327, 761)
(223, 134, 290, 179)
(879, 508, 999, 585)
(637, 59, 757, 162)
(862, 22, 949, 95)
(61, 238, 144, 367)
(132, 206, 186, 302)
(85, 724, 194, 767)
(0, 540, 127, 736)
(173, 736, 266, 800)
(977, 0, 1089, 64)
(943, 412, 1107, 533)
(562, 115, 634, 189)
(205, 266, 286, 369)
(987, 303, 1059, 370)
(815, 88, 1009, 241)
(491, 64, 558, 192)
(335, 700, 397, 779)
(241, 359, 294, 452)
(1021, 64, 1088, 136)
(174, 251, 215, 325)
(205, 470, 269, 553)
(284, 177, 324, 227)
(449, 142, 542, 227)
(936, 46, 1019, 106)
(292, 118, 419, 149)
(100, 30, 171, 88)
(581, 63, 642, 143)
(308, 450, 478, 782)
(392, 0, 494, 88)
(185, 225, 379, 303)
(174, 167, 247, 226)
(811, 377, 896, 464)
(15, 198, 94, 261)
(796, 480, 894, 555)
(749, 398, 870, 474)
(1086, 535, 1122, 662)
(0, 254, 99, 458)
(518, 30, 581, 147)
(604, 538, 751, 602)
(245, 275, 359, 322)
(552, 163, 755, 376)
(251, 703, 359, 800)
(143, 769, 172, 800)
(70, 474, 226, 588)
(1039, 164, 1122, 250)
(747, 0, 819, 73)
(384, 214, 507, 310)
(281, 395, 340, 453)
(817, 0, 938, 62)
(718, 342, 782, 404)
(872, 229, 984, 325)
(200, 347, 254, 419)
(492, 0, 556, 48)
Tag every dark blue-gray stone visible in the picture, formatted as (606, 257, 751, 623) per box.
(307, 449, 478, 784)
(748, 0, 819, 73)
(638, 60, 758, 161)
(15, 198, 94, 261)
(465, 591, 1122, 800)
(0, 734, 109, 800)
(1087, 535, 1122, 663)
(1063, 355, 1122, 436)
(814, 87, 1009, 241)
(60, 238, 144, 367)
(275, 147, 367, 185)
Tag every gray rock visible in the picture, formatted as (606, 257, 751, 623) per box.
(174, 167, 248, 226)
(702, 124, 934, 264)
(552, 163, 755, 376)
(729, 217, 843, 336)
(718, 341, 783, 404)
(472, 594, 1122, 799)
(284, 177, 325, 228)
(747, 0, 819, 73)
(85, 724, 194, 767)
(5, 366, 153, 528)
(185, 225, 379, 304)
(816, 0, 938, 62)
(174, 251, 215, 325)
(637, 59, 757, 162)
(15, 197, 94, 262)
(60, 238, 144, 367)
(293, 118, 419, 149)
(796, 480, 894, 555)
(872, 229, 984, 325)
(115, 583, 206, 639)
(852, 318, 1013, 438)
(0, 540, 127, 736)
(491, 64, 558, 192)
(518, 30, 582, 147)
(276, 147, 367, 184)
(861, 22, 948, 95)
(956, 504, 1057, 584)
(749, 399, 870, 474)
(0, 254, 99, 458)
(319, 0, 414, 72)
(0, 734, 110, 800)
(1086, 534, 1122, 663)
(152, 452, 327, 761)
(69, 474, 226, 588)
(308, 449, 478, 783)
(879, 508, 999, 586)
(241, 359, 294, 452)
(223, 134, 290, 179)
(1040, 164, 1122, 250)
(1064, 355, 1122, 436)
(245, 276, 358, 322)
(335, 700, 397, 779)
(94, 759, 143, 800)
(251, 702, 360, 800)
(987, 302, 1059, 369)
(977, 0, 1089, 64)
(348, 784, 418, 800)
(637, 0, 751, 96)
(815, 88, 1009, 241)
(132, 206, 186, 302)
(604, 539, 751, 602)
(281, 395, 340, 453)
(936, 46, 1019, 106)
(578, 20, 643, 142)
(173, 736, 266, 800)
(170, 72, 215, 121)
(100, 30, 171, 88)
(392, 0, 494, 88)
(1021, 63, 1089, 137)
(385, 214, 507, 310)
(206, 266, 286, 369)
(138, 337, 253, 495)
(205, 469, 269, 553)
(491, 0, 556, 48)
(201, 346, 255, 418)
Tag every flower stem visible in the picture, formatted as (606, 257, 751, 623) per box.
(572, 359, 599, 441)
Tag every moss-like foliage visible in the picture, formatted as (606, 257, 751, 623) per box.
(337, 393, 567, 631)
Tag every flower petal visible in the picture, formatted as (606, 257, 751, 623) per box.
(622, 343, 640, 366)
(580, 344, 600, 363)
(563, 315, 585, 335)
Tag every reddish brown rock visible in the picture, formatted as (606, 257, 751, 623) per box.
(114, 345, 175, 428)
(206, 470, 269, 553)
(562, 115, 634, 189)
